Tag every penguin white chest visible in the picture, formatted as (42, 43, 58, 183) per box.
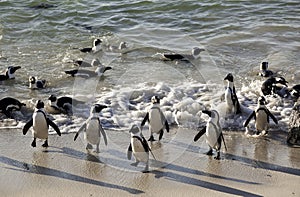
(85, 120, 100, 145)
(131, 137, 148, 163)
(255, 110, 269, 131)
(206, 122, 221, 149)
(225, 88, 233, 106)
(149, 109, 164, 133)
(33, 113, 48, 139)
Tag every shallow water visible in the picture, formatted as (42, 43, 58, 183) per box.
(0, 1, 299, 132)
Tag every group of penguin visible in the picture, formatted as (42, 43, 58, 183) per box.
(1, 38, 300, 173)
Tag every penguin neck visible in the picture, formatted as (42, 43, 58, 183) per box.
(7, 71, 15, 79)
(257, 103, 266, 110)
(92, 44, 101, 52)
(226, 81, 234, 89)
(95, 66, 103, 76)
(49, 100, 57, 107)
(90, 112, 99, 118)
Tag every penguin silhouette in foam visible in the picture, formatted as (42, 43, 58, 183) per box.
(243, 96, 278, 135)
(194, 110, 227, 160)
(141, 96, 169, 141)
(224, 73, 241, 115)
(23, 100, 61, 147)
(74, 104, 108, 153)
(127, 124, 150, 173)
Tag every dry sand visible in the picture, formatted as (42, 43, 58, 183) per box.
(0, 127, 299, 197)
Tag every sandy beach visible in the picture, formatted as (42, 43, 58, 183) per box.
(0, 127, 299, 197)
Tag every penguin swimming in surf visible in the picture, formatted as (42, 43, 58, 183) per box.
(0, 66, 21, 81)
(194, 110, 227, 160)
(74, 104, 108, 153)
(141, 96, 169, 142)
(23, 100, 61, 147)
(261, 76, 288, 97)
(224, 73, 241, 115)
(79, 38, 102, 53)
(290, 84, 300, 100)
(108, 41, 127, 52)
(47, 95, 85, 114)
(0, 97, 26, 118)
(64, 63, 112, 78)
(243, 96, 278, 135)
(29, 76, 46, 89)
(161, 47, 205, 62)
(127, 124, 151, 173)
(73, 58, 102, 67)
(258, 62, 274, 77)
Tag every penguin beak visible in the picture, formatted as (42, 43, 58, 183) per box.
(202, 110, 212, 117)
(11, 66, 21, 73)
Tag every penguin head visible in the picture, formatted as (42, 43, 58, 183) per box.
(119, 42, 127, 50)
(48, 95, 57, 102)
(202, 110, 220, 122)
(93, 39, 102, 47)
(29, 76, 36, 84)
(258, 96, 266, 105)
(192, 47, 204, 59)
(129, 124, 140, 134)
(224, 73, 234, 82)
(290, 85, 300, 99)
(202, 110, 212, 117)
(151, 96, 160, 104)
(260, 62, 268, 71)
(6, 66, 21, 78)
(91, 104, 107, 113)
(36, 100, 44, 109)
(91, 58, 101, 67)
(275, 77, 288, 87)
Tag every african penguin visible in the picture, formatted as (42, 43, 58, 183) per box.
(74, 104, 108, 153)
(47, 95, 85, 114)
(0, 66, 21, 81)
(127, 124, 150, 173)
(74, 58, 102, 67)
(258, 62, 274, 77)
(29, 76, 46, 89)
(65, 64, 112, 78)
(194, 110, 227, 160)
(108, 41, 127, 52)
(261, 76, 288, 97)
(243, 96, 278, 135)
(23, 100, 61, 147)
(0, 97, 26, 118)
(80, 38, 102, 53)
(224, 73, 241, 115)
(141, 96, 169, 142)
(289, 84, 300, 100)
(161, 47, 205, 61)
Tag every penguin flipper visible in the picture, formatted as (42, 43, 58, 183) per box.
(47, 119, 61, 136)
(23, 118, 33, 135)
(267, 110, 278, 124)
(127, 143, 132, 160)
(165, 120, 170, 133)
(103, 66, 112, 73)
(141, 112, 149, 127)
(99, 125, 108, 146)
(194, 127, 206, 142)
(74, 122, 86, 141)
(243, 111, 255, 127)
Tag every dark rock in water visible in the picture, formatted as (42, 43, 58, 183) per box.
(30, 3, 56, 9)
(288, 98, 300, 146)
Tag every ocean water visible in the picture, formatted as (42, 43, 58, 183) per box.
(0, 0, 299, 134)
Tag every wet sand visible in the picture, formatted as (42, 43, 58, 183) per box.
(0, 127, 299, 197)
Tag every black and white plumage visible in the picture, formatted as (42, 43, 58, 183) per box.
(108, 41, 127, 52)
(47, 95, 85, 114)
(29, 76, 46, 89)
(258, 62, 274, 77)
(79, 38, 102, 53)
(161, 47, 205, 61)
(127, 124, 150, 173)
(64, 63, 112, 78)
(224, 73, 241, 115)
(261, 76, 288, 97)
(74, 58, 102, 67)
(141, 96, 169, 141)
(23, 100, 61, 147)
(74, 104, 108, 153)
(243, 96, 278, 135)
(0, 66, 21, 81)
(0, 97, 26, 118)
(194, 110, 227, 160)
(290, 84, 300, 100)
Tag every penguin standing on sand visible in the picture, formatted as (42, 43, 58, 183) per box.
(224, 73, 241, 115)
(141, 96, 169, 141)
(127, 124, 150, 173)
(23, 100, 61, 147)
(194, 110, 227, 160)
(0, 66, 21, 81)
(74, 104, 108, 153)
(243, 96, 278, 135)
(29, 76, 46, 89)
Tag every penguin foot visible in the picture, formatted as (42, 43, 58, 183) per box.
(206, 149, 213, 156)
(148, 136, 155, 142)
(95, 147, 100, 153)
(86, 143, 93, 150)
(42, 140, 48, 147)
(214, 152, 221, 160)
(142, 164, 150, 173)
(31, 139, 36, 147)
(130, 161, 139, 167)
